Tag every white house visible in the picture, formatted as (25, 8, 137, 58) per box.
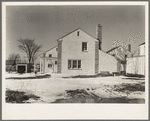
(126, 42, 145, 75)
(40, 24, 118, 75)
(139, 42, 145, 56)
(40, 46, 58, 73)
(106, 44, 132, 74)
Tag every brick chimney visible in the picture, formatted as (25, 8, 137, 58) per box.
(97, 24, 102, 50)
(128, 44, 131, 52)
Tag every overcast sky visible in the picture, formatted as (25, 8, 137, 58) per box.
(6, 5, 145, 59)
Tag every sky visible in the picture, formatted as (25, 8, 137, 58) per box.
(6, 5, 145, 60)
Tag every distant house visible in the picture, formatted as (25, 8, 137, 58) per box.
(40, 24, 119, 75)
(126, 42, 145, 75)
(6, 60, 16, 72)
(106, 44, 133, 74)
(6, 60, 16, 66)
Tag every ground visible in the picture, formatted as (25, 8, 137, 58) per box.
(5, 72, 145, 103)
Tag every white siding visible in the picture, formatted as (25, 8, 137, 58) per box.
(41, 46, 58, 73)
(99, 51, 118, 73)
(139, 44, 145, 56)
(44, 58, 57, 73)
(45, 46, 57, 57)
(61, 29, 97, 75)
(126, 56, 145, 75)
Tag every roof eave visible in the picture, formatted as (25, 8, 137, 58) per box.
(139, 42, 145, 46)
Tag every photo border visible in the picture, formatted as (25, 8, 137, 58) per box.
(1, 1, 149, 120)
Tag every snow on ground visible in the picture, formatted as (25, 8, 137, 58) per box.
(5, 72, 145, 103)
(6, 72, 46, 78)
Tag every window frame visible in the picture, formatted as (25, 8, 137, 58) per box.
(78, 60, 81, 69)
(48, 64, 52, 68)
(68, 60, 82, 70)
(82, 42, 88, 51)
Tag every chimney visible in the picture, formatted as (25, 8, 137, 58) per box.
(43, 53, 45, 57)
(97, 24, 102, 50)
(128, 44, 131, 52)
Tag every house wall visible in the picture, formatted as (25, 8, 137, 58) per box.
(99, 51, 118, 73)
(41, 47, 58, 73)
(126, 44, 145, 75)
(60, 29, 97, 75)
(139, 44, 145, 56)
(126, 56, 145, 75)
(44, 58, 57, 73)
(45, 46, 58, 57)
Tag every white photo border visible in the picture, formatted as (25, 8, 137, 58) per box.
(2, 1, 149, 120)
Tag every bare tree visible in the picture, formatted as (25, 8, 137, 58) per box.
(7, 53, 21, 72)
(8, 53, 21, 64)
(17, 38, 42, 64)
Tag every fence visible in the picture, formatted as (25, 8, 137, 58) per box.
(126, 56, 145, 75)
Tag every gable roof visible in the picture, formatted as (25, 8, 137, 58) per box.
(100, 49, 117, 58)
(36, 45, 58, 58)
(43, 45, 57, 54)
(6, 60, 16, 65)
(106, 46, 120, 53)
(57, 28, 98, 42)
(106, 45, 133, 61)
(57, 28, 80, 41)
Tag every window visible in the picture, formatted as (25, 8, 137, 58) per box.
(73, 60, 77, 68)
(48, 64, 52, 68)
(49, 54, 52, 57)
(68, 60, 72, 69)
(55, 61, 57, 65)
(82, 42, 87, 51)
(68, 60, 81, 69)
(56, 48, 58, 51)
(77, 31, 79, 36)
(78, 60, 81, 68)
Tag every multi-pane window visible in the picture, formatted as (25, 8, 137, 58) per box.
(49, 54, 52, 57)
(48, 64, 52, 68)
(73, 60, 77, 68)
(78, 60, 81, 68)
(82, 42, 87, 51)
(68, 60, 81, 69)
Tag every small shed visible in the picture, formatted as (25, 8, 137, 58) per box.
(16, 64, 31, 73)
